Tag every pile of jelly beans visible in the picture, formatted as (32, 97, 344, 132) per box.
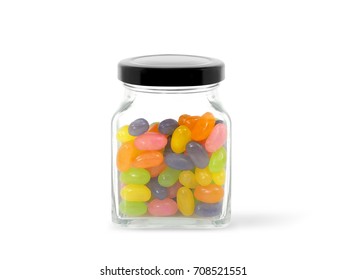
(116, 112, 227, 218)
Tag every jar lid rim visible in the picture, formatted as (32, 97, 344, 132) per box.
(118, 54, 225, 86)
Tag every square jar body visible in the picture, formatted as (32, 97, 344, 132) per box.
(112, 85, 231, 228)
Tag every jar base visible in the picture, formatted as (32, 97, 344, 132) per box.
(112, 213, 231, 229)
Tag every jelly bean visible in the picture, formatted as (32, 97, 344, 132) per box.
(120, 184, 151, 202)
(147, 177, 168, 200)
(148, 198, 178, 216)
(134, 132, 168, 150)
(116, 125, 135, 143)
(171, 125, 191, 153)
(158, 167, 181, 187)
(165, 153, 195, 170)
(168, 182, 182, 198)
(215, 119, 224, 125)
(184, 116, 200, 130)
(186, 141, 209, 168)
(191, 112, 215, 141)
(179, 170, 198, 189)
(208, 147, 227, 173)
(120, 168, 150, 185)
(212, 169, 225, 186)
(195, 167, 213, 186)
(146, 162, 167, 177)
(128, 118, 149, 136)
(164, 136, 173, 155)
(119, 201, 147, 216)
(195, 202, 222, 217)
(117, 141, 140, 172)
(205, 123, 227, 153)
(178, 114, 200, 129)
(177, 187, 195, 216)
(158, 119, 179, 135)
(194, 184, 224, 203)
(178, 114, 190, 125)
(148, 122, 159, 133)
(132, 151, 163, 169)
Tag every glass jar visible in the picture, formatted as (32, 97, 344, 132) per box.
(112, 54, 231, 228)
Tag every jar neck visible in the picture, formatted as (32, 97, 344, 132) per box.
(120, 83, 222, 116)
(123, 83, 219, 95)
(116, 83, 224, 123)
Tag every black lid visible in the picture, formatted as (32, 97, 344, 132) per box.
(118, 54, 225, 86)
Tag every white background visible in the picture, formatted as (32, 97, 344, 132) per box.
(0, 0, 345, 279)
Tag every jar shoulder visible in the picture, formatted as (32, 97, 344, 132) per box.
(112, 90, 231, 127)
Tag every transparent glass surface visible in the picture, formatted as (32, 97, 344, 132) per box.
(112, 84, 231, 228)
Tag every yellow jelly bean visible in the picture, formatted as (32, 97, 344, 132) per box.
(212, 169, 226, 186)
(116, 125, 135, 143)
(195, 167, 212, 186)
(177, 187, 194, 216)
(171, 125, 191, 153)
(179, 170, 198, 189)
(120, 184, 151, 202)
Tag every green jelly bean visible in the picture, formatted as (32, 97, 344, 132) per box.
(208, 147, 227, 173)
(158, 167, 181, 187)
(120, 168, 150, 185)
(119, 201, 147, 216)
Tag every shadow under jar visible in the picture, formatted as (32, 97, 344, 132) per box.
(112, 54, 231, 228)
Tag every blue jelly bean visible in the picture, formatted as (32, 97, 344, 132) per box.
(158, 119, 179, 135)
(215, 120, 224, 125)
(195, 202, 222, 217)
(147, 177, 168, 200)
(165, 153, 194, 170)
(185, 141, 209, 168)
(128, 118, 149, 136)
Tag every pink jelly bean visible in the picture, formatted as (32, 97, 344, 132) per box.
(148, 198, 178, 216)
(205, 123, 227, 153)
(134, 132, 168, 151)
(168, 182, 182, 198)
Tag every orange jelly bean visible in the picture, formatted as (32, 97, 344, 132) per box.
(191, 112, 215, 141)
(184, 116, 200, 130)
(116, 141, 140, 172)
(146, 161, 167, 177)
(194, 184, 224, 203)
(178, 114, 190, 125)
(148, 122, 160, 133)
(133, 151, 164, 168)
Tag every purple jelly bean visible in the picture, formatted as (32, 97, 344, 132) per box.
(128, 118, 149, 136)
(165, 153, 195, 170)
(147, 177, 168, 200)
(215, 120, 224, 125)
(195, 202, 222, 217)
(158, 119, 179, 135)
(186, 141, 209, 168)
(164, 136, 173, 155)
